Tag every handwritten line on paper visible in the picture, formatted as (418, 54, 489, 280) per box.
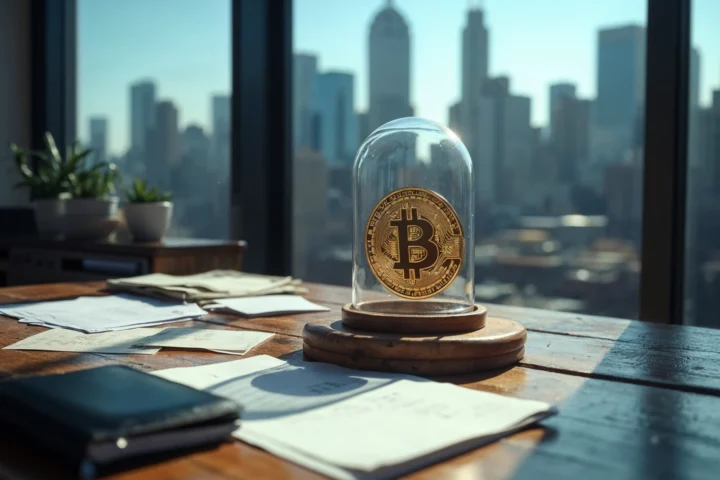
(204, 295, 330, 317)
(3, 328, 164, 354)
(134, 327, 275, 354)
(154, 356, 555, 480)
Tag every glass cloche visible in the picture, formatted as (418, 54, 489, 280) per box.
(352, 117, 474, 315)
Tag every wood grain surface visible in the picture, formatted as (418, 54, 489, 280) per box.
(1, 282, 720, 479)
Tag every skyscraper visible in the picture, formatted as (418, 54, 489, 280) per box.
(473, 77, 533, 206)
(129, 80, 157, 154)
(548, 83, 576, 138)
(88, 116, 108, 163)
(312, 72, 358, 165)
(182, 124, 209, 160)
(293, 53, 318, 149)
(146, 100, 179, 188)
(547, 83, 590, 184)
(593, 25, 646, 163)
(461, 6, 489, 106)
(449, 5, 490, 194)
(293, 147, 327, 279)
(368, 0, 412, 132)
(211, 94, 230, 170)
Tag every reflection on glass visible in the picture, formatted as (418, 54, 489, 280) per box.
(686, 0, 720, 327)
(78, 0, 230, 239)
(293, 0, 647, 319)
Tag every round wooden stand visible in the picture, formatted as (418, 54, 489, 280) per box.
(302, 307, 526, 376)
(341, 302, 487, 334)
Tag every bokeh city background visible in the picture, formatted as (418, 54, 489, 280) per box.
(78, 0, 720, 326)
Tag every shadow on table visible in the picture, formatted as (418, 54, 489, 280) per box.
(503, 322, 709, 480)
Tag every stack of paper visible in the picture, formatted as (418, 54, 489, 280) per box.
(2, 326, 273, 356)
(155, 355, 556, 480)
(203, 295, 330, 317)
(107, 270, 307, 303)
(0, 294, 206, 333)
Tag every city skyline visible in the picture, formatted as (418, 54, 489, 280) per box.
(79, 0, 720, 156)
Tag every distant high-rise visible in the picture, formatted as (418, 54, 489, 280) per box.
(548, 83, 576, 138)
(312, 72, 357, 165)
(593, 25, 646, 163)
(146, 100, 179, 187)
(182, 124, 209, 159)
(461, 7, 489, 105)
(293, 147, 327, 278)
(368, 0, 412, 132)
(688, 48, 702, 168)
(449, 5, 490, 192)
(552, 96, 591, 184)
(293, 54, 318, 149)
(357, 111, 369, 144)
(211, 94, 230, 169)
(129, 80, 157, 154)
(473, 77, 534, 206)
(88, 117, 108, 163)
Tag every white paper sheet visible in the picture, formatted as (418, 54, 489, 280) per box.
(154, 355, 555, 480)
(0, 294, 206, 333)
(205, 295, 330, 317)
(134, 327, 274, 353)
(3, 327, 163, 354)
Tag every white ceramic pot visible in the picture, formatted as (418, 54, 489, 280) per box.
(63, 197, 121, 240)
(65, 198, 119, 217)
(123, 202, 173, 242)
(33, 198, 67, 236)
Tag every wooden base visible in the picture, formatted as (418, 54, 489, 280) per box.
(342, 302, 487, 334)
(303, 316, 526, 376)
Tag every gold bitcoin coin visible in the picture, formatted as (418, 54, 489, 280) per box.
(365, 187, 464, 299)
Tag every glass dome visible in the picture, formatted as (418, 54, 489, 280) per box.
(352, 117, 474, 315)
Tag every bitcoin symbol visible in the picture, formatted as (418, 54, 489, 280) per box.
(365, 187, 464, 299)
(390, 207, 439, 279)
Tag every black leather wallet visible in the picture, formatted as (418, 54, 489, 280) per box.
(0, 365, 241, 476)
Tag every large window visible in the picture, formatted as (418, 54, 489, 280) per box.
(77, 0, 231, 239)
(292, 0, 647, 319)
(686, 0, 720, 327)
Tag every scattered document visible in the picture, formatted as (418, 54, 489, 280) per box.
(155, 355, 555, 480)
(0, 295, 205, 333)
(134, 327, 274, 354)
(3, 327, 163, 354)
(107, 270, 308, 303)
(204, 295, 330, 317)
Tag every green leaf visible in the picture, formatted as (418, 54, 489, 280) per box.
(43, 132, 62, 165)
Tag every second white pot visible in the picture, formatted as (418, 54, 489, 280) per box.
(123, 202, 173, 242)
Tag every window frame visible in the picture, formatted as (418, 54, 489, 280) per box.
(42, 0, 693, 323)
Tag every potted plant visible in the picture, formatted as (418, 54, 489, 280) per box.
(10, 133, 89, 236)
(123, 179, 173, 242)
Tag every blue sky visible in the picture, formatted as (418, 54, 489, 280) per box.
(79, 0, 720, 155)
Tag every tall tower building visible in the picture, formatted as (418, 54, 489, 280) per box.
(312, 72, 358, 165)
(129, 80, 157, 154)
(593, 25, 646, 163)
(88, 116, 108, 163)
(472, 77, 533, 206)
(368, 0, 412, 132)
(146, 100, 179, 188)
(211, 94, 230, 170)
(449, 5, 490, 194)
(548, 83, 576, 138)
(461, 6, 489, 105)
(293, 54, 318, 149)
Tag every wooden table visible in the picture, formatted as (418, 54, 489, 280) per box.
(1, 282, 719, 479)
